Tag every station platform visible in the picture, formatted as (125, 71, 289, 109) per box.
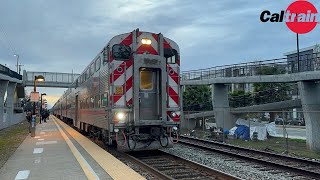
(0, 116, 144, 180)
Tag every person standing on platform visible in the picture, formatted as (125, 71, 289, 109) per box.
(26, 111, 32, 133)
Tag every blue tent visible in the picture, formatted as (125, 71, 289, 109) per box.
(234, 125, 250, 140)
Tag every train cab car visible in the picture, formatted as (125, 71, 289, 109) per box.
(53, 29, 181, 151)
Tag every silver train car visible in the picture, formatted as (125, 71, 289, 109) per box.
(53, 29, 181, 151)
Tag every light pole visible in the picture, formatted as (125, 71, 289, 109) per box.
(296, 33, 300, 72)
(40, 93, 46, 123)
(13, 54, 19, 74)
(33, 75, 45, 123)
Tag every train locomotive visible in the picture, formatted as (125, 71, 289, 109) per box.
(53, 29, 181, 151)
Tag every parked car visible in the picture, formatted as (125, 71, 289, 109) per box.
(275, 118, 285, 125)
(287, 118, 305, 126)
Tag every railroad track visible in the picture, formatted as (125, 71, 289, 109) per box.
(122, 150, 239, 180)
(72, 123, 238, 179)
(179, 135, 320, 179)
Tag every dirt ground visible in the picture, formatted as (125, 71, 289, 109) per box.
(0, 120, 30, 168)
(226, 137, 320, 160)
(182, 128, 320, 160)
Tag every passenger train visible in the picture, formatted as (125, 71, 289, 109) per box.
(52, 29, 180, 151)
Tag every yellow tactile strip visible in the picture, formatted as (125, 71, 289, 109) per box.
(53, 116, 145, 180)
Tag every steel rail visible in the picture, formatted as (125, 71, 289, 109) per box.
(128, 150, 240, 180)
(179, 135, 320, 178)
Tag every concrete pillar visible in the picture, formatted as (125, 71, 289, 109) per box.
(212, 84, 235, 129)
(179, 85, 186, 130)
(298, 81, 320, 151)
(0, 80, 9, 128)
(6, 82, 17, 127)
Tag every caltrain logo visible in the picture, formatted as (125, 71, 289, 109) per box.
(260, 0, 319, 34)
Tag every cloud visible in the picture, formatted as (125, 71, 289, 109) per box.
(0, 0, 319, 107)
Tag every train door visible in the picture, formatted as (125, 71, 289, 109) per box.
(139, 68, 160, 120)
(75, 95, 79, 127)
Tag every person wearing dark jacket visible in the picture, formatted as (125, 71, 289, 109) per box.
(41, 109, 49, 122)
(26, 111, 32, 133)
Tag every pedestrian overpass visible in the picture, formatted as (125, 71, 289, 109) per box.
(180, 52, 320, 151)
(22, 70, 80, 88)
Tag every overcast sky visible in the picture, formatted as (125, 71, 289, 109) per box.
(0, 0, 319, 107)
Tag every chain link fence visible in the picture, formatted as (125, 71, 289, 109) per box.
(181, 110, 320, 158)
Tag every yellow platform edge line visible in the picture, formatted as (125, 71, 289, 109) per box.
(52, 116, 145, 180)
(53, 118, 100, 180)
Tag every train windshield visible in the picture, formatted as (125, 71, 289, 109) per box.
(140, 71, 153, 90)
(164, 48, 178, 64)
(112, 44, 131, 60)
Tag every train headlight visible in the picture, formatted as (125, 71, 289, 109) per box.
(141, 38, 152, 45)
(116, 112, 125, 120)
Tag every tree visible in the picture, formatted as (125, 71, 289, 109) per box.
(253, 66, 291, 104)
(183, 85, 212, 111)
(229, 90, 253, 108)
(253, 66, 291, 121)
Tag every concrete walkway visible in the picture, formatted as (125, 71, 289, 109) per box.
(0, 118, 91, 179)
(0, 116, 144, 180)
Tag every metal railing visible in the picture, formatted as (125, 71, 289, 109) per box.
(181, 53, 320, 81)
(25, 71, 80, 83)
(181, 110, 313, 156)
(0, 64, 22, 80)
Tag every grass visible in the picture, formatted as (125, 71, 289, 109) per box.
(0, 120, 30, 168)
(227, 137, 320, 160)
(181, 128, 320, 160)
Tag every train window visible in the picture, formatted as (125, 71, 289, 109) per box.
(90, 63, 94, 75)
(103, 46, 109, 65)
(95, 57, 101, 71)
(101, 93, 108, 107)
(164, 48, 178, 64)
(112, 44, 131, 60)
(140, 71, 153, 90)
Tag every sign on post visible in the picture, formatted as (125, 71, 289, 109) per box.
(30, 92, 39, 102)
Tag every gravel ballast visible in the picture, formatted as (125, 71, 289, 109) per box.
(162, 144, 305, 180)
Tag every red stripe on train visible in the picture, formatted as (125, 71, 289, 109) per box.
(110, 60, 133, 83)
(136, 45, 158, 55)
(152, 34, 158, 42)
(168, 86, 179, 105)
(109, 33, 132, 63)
(121, 33, 133, 46)
(167, 65, 179, 84)
(163, 39, 171, 49)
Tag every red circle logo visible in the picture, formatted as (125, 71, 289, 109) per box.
(286, 0, 318, 34)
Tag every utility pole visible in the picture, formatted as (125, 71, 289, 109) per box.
(296, 33, 300, 72)
(13, 54, 19, 74)
(18, 64, 24, 75)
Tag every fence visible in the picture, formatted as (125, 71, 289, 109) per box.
(0, 64, 22, 80)
(181, 110, 318, 158)
(25, 71, 80, 83)
(181, 53, 320, 81)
